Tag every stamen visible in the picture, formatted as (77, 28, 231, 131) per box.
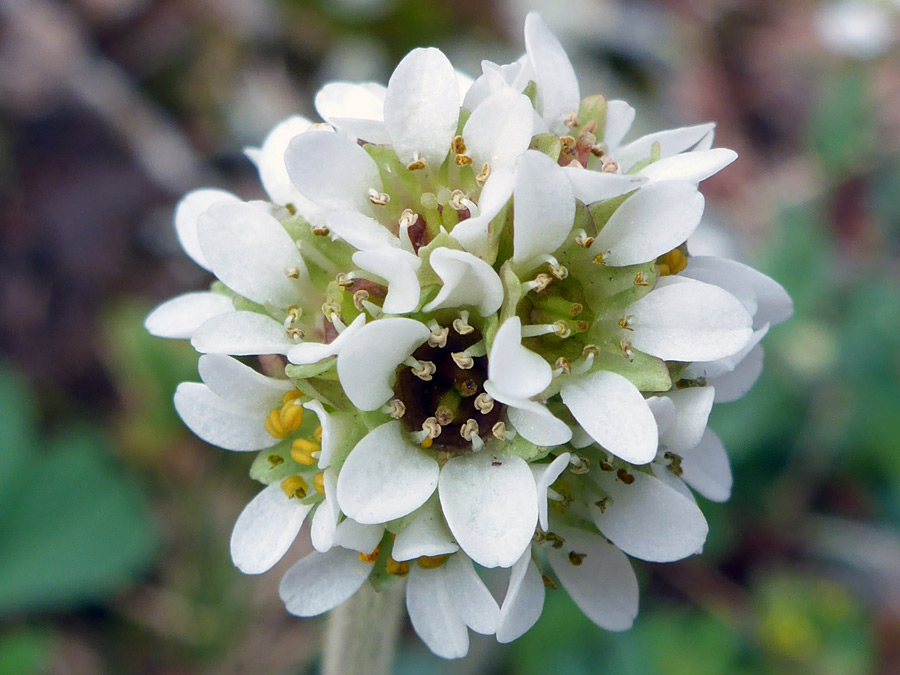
(619, 338, 635, 362)
(368, 188, 390, 206)
(554, 357, 571, 376)
(384, 398, 406, 419)
(451, 352, 474, 370)
(285, 327, 305, 341)
(313, 471, 326, 493)
(352, 289, 369, 311)
(618, 315, 635, 331)
(359, 546, 380, 564)
(492, 421, 512, 440)
(568, 551, 586, 566)
(542, 575, 558, 590)
(385, 557, 409, 576)
(291, 438, 320, 466)
(522, 273, 554, 294)
(475, 162, 491, 186)
(336, 272, 356, 288)
(459, 418, 479, 441)
(422, 417, 442, 439)
(474, 393, 494, 414)
(280, 475, 309, 499)
(449, 190, 469, 211)
(564, 111, 579, 128)
(455, 154, 473, 166)
(569, 455, 591, 475)
(451, 135, 467, 154)
(616, 468, 635, 484)
(311, 225, 330, 236)
(560, 135, 576, 150)
(427, 325, 449, 349)
(470, 434, 484, 452)
(570, 350, 595, 376)
(399, 208, 418, 229)
(573, 229, 594, 248)
(265, 409, 290, 439)
(416, 555, 449, 569)
(405, 358, 436, 381)
(600, 157, 619, 173)
(592, 252, 606, 265)
(452, 311, 474, 335)
(314, 425, 323, 442)
(283, 306, 302, 329)
(361, 299, 384, 318)
(407, 158, 426, 171)
(279, 399, 304, 432)
(285, 266, 303, 279)
(633, 271, 649, 287)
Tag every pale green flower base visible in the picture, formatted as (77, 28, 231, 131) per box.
(323, 580, 407, 675)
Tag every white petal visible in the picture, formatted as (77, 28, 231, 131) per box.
(439, 451, 537, 568)
(681, 429, 732, 502)
(198, 353, 292, 407)
(639, 148, 738, 184)
(315, 81, 386, 124)
(287, 313, 366, 366)
(406, 564, 469, 659)
(286, 130, 382, 212)
(646, 396, 676, 438)
(660, 387, 715, 453)
(302, 400, 353, 469)
(512, 150, 575, 264)
(490, 390, 572, 446)
(336, 422, 439, 524)
(145, 292, 234, 339)
(173, 382, 274, 451)
(688, 324, 768, 380)
(524, 12, 579, 133)
(592, 470, 709, 562)
(534, 453, 571, 530)
(455, 69, 474, 100)
(561, 167, 645, 205)
(496, 550, 544, 643)
(422, 248, 504, 316)
(393, 498, 459, 561)
(230, 483, 312, 574)
(589, 181, 705, 266)
(604, 100, 636, 150)
(337, 318, 430, 410)
(328, 117, 391, 145)
(311, 469, 339, 552)
(681, 256, 794, 328)
(352, 248, 421, 314)
(710, 344, 765, 403)
(197, 201, 307, 308)
(561, 371, 658, 465)
(486, 317, 551, 400)
(279, 548, 373, 617)
(383, 47, 459, 167)
(629, 277, 753, 361)
(246, 115, 314, 205)
(174, 188, 240, 270)
(448, 168, 514, 257)
(191, 311, 295, 356)
(547, 524, 638, 631)
(616, 123, 716, 173)
(325, 211, 400, 251)
(334, 518, 384, 554)
(444, 554, 500, 635)
(651, 463, 697, 502)
(463, 88, 534, 171)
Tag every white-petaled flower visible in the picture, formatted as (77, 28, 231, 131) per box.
(150, 11, 792, 660)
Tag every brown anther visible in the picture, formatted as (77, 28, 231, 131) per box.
(618, 316, 634, 331)
(435, 406, 455, 426)
(286, 266, 303, 279)
(474, 393, 494, 414)
(311, 225, 330, 236)
(459, 418, 479, 441)
(599, 460, 615, 472)
(531, 273, 553, 293)
(352, 289, 369, 311)
(592, 252, 606, 265)
(617, 468, 635, 484)
(590, 144, 605, 156)
(560, 135, 576, 150)
(568, 551, 586, 566)
(664, 451, 684, 476)
(542, 574, 558, 590)
(286, 203, 297, 215)
(600, 157, 619, 173)
(336, 273, 355, 288)
(569, 457, 591, 475)
(427, 326, 449, 348)
(564, 111, 579, 128)
(452, 135, 467, 154)
(285, 327, 305, 340)
(268, 454, 284, 467)
(452, 317, 474, 335)
(412, 360, 437, 381)
(451, 352, 474, 370)
(594, 497, 609, 513)
(633, 271, 649, 287)
(368, 189, 390, 206)
(407, 159, 426, 171)
(359, 546, 380, 564)
(475, 162, 491, 185)
(449, 190, 469, 211)
(387, 399, 406, 419)
(550, 264, 569, 280)
(422, 416, 442, 439)
(575, 234, 594, 248)
(455, 154, 473, 166)
(567, 159, 584, 169)
(491, 421, 507, 440)
(399, 208, 418, 229)
(619, 338, 635, 362)
(555, 357, 572, 375)
(553, 321, 572, 338)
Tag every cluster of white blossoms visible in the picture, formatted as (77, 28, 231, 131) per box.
(147, 13, 792, 659)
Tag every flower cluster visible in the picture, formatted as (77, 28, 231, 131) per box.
(147, 13, 792, 659)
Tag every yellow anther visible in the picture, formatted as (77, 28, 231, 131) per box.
(451, 135, 467, 154)
(291, 438, 320, 466)
(416, 554, 449, 569)
(542, 574, 558, 589)
(268, 454, 284, 468)
(279, 401, 304, 432)
(311, 225, 330, 236)
(314, 425, 323, 443)
(283, 390, 303, 405)
(475, 162, 491, 186)
(386, 556, 410, 576)
(618, 316, 634, 332)
(313, 472, 326, 494)
(359, 545, 381, 564)
(455, 154, 473, 166)
(560, 135, 576, 150)
(280, 475, 309, 500)
(407, 159, 426, 171)
(265, 409, 290, 439)
(659, 249, 688, 276)
(633, 271, 649, 287)
(657, 263, 670, 276)
(592, 252, 606, 265)
(421, 437, 434, 449)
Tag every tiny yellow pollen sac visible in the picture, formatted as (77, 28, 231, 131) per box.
(314, 425, 323, 443)
(386, 556, 410, 576)
(416, 554, 449, 569)
(455, 154, 473, 166)
(660, 248, 688, 275)
(279, 400, 304, 432)
(359, 545, 381, 564)
(313, 472, 326, 494)
(421, 437, 434, 449)
(280, 475, 309, 500)
(282, 390, 304, 405)
(291, 438, 320, 466)
(265, 409, 290, 439)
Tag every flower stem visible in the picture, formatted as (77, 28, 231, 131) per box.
(322, 580, 406, 675)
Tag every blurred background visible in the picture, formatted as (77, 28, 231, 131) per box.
(1, 0, 899, 672)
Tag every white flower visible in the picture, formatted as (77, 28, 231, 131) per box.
(150, 10, 792, 660)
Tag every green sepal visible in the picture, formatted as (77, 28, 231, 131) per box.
(523, 81, 538, 107)
(366, 531, 401, 592)
(503, 433, 553, 463)
(249, 441, 306, 486)
(576, 95, 608, 138)
(417, 231, 464, 287)
(285, 359, 337, 380)
(590, 263, 659, 318)
(530, 133, 562, 161)
(590, 346, 672, 393)
(588, 191, 634, 233)
(232, 296, 268, 315)
(455, 108, 472, 136)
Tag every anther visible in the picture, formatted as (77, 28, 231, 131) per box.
(386, 557, 409, 576)
(619, 338, 635, 362)
(455, 154, 473, 166)
(313, 472, 326, 494)
(285, 327, 305, 341)
(452, 311, 474, 335)
(352, 289, 369, 311)
(427, 325, 449, 349)
(633, 271, 649, 287)
(359, 546, 380, 564)
(451, 352, 474, 370)
(475, 162, 491, 185)
(286, 266, 303, 279)
(560, 135, 576, 150)
(568, 551, 586, 566)
(311, 225, 330, 236)
(283, 306, 302, 328)
(491, 421, 510, 440)
(564, 111, 579, 128)
(616, 468, 635, 484)
(542, 575, 558, 590)
(523, 273, 553, 294)
(422, 417, 442, 439)
(569, 455, 591, 475)
(368, 188, 390, 206)
(407, 158, 426, 171)
(336, 272, 355, 288)
(592, 252, 606, 265)
(553, 321, 572, 338)
(279, 400, 304, 432)
(567, 158, 584, 169)
(399, 208, 418, 229)
(417, 555, 449, 569)
(385, 399, 406, 419)
(600, 157, 619, 173)
(291, 438, 320, 466)
(550, 264, 568, 280)
(281, 475, 309, 499)
(452, 135, 467, 154)
(554, 357, 571, 375)
(474, 393, 494, 414)
(590, 144, 604, 156)
(573, 229, 594, 248)
(408, 359, 436, 381)
(618, 316, 634, 331)
(459, 418, 479, 441)
(449, 190, 469, 211)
